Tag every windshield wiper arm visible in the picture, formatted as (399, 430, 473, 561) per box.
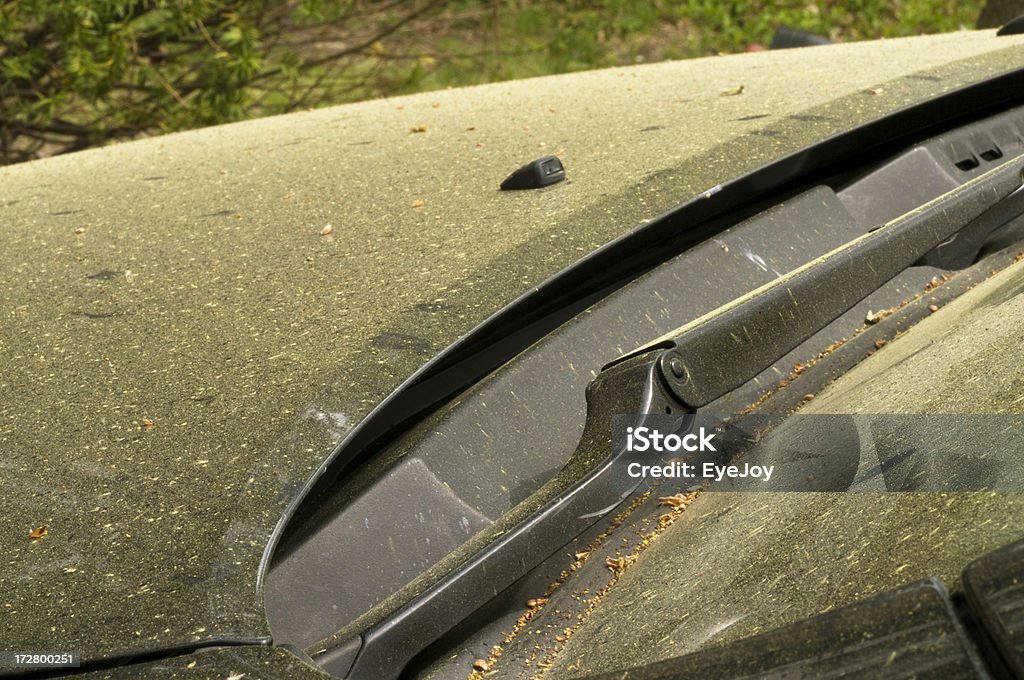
(626, 158, 1024, 410)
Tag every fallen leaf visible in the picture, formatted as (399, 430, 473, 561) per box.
(411, 199, 425, 209)
(720, 84, 745, 96)
(320, 224, 333, 236)
(142, 418, 155, 428)
(29, 525, 48, 541)
(411, 124, 428, 133)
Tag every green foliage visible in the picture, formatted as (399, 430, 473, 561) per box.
(0, 0, 440, 162)
(423, 0, 986, 85)
(0, 0, 988, 164)
(381, 0, 985, 97)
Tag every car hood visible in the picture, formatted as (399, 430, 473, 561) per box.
(3, 30, 1024, 664)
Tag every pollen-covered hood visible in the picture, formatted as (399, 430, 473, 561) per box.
(2, 30, 1024, 669)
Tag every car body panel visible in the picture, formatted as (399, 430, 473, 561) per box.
(2, 29, 1024, 667)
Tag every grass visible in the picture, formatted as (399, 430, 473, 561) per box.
(291, 0, 989, 104)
